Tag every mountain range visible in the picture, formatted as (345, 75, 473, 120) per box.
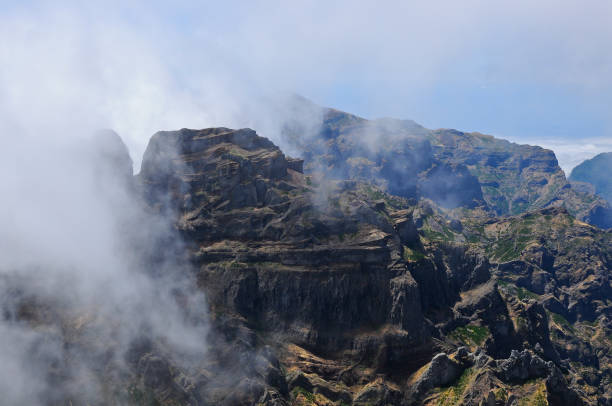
(5, 100, 612, 406)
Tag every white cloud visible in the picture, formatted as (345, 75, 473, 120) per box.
(523, 137, 612, 175)
(2, 0, 612, 168)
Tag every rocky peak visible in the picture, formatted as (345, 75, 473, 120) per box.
(139, 127, 302, 215)
(283, 108, 486, 210)
(281, 99, 611, 228)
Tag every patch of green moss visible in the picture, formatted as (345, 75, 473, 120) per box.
(498, 281, 539, 302)
(436, 367, 474, 405)
(516, 286, 539, 300)
(491, 238, 528, 262)
(361, 185, 408, 209)
(516, 316, 529, 331)
(449, 324, 490, 347)
(403, 246, 425, 262)
(424, 229, 447, 241)
(467, 234, 481, 243)
(423, 226, 455, 242)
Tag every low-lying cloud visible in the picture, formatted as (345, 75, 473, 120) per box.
(0, 126, 210, 403)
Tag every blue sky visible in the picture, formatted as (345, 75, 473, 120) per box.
(1, 0, 611, 172)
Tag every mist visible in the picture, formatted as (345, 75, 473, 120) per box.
(2, 1, 610, 169)
(1, 1, 611, 403)
(0, 120, 214, 403)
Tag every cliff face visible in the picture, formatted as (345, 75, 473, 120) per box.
(280, 99, 611, 229)
(139, 127, 432, 352)
(133, 127, 612, 405)
(291, 109, 486, 210)
(428, 130, 612, 229)
(428, 129, 567, 216)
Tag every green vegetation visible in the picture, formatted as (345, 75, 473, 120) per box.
(436, 367, 474, 405)
(498, 280, 540, 301)
(494, 387, 508, 403)
(519, 381, 548, 406)
(362, 185, 408, 209)
(449, 324, 490, 347)
(422, 224, 455, 242)
(516, 286, 539, 300)
(291, 386, 315, 403)
(550, 312, 574, 332)
(403, 246, 425, 262)
(490, 237, 529, 262)
(228, 148, 249, 160)
(466, 235, 480, 243)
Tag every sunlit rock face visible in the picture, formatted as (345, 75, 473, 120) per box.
(139, 126, 431, 345)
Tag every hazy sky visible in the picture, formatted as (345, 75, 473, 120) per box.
(1, 0, 611, 173)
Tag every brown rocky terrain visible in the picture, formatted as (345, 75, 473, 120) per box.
(132, 127, 611, 405)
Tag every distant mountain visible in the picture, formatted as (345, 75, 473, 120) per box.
(570, 152, 612, 204)
(280, 97, 612, 229)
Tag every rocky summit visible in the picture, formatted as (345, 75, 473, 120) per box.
(6, 122, 612, 406)
(134, 125, 611, 405)
(280, 98, 612, 230)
